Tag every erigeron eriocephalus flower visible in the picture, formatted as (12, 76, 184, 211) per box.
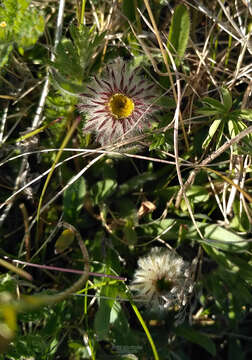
(78, 58, 159, 145)
(130, 247, 192, 311)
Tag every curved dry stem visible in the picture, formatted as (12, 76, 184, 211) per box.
(17, 222, 89, 312)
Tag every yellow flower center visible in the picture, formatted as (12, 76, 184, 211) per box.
(108, 93, 134, 118)
(0, 21, 7, 28)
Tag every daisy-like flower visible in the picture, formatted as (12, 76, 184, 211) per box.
(78, 58, 158, 145)
(130, 247, 192, 311)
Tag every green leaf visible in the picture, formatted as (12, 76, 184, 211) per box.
(221, 87, 232, 111)
(94, 284, 118, 340)
(8, 334, 48, 357)
(68, 341, 91, 358)
(70, 24, 106, 69)
(123, 224, 137, 245)
(227, 254, 252, 282)
(0, 0, 44, 46)
(201, 97, 227, 112)
(0, 44, 12, 68)
(186, 185, 210, 203)
(0, 293, 17, 354)
(63, 176, 86, 224)
(175, 325, 216, 356)
(52, 24, 106, 88)
(202, 119, 222, 149)
(167, 4, 190, 66)
(228, 339, 246, 360)
(91, 179, 117, 205)
(200, 224, 248, 251)
(230, 199, 251, 232)
(55, 229, 75, 254)
(140, 219, 247, 252)
(116, 171, 157, 197)
(54, 39, 83, 79)
(0, 0, 44, 67)
(51, 67, 86, 95)
(238, 109, 252, 121)
(203, 244, 236, 269)
(228, 119, 247, 139)
(203, 245, 252, 288)
(94, 299, 112, 340)
(197, 109, 223, 116)
(15, 7, 44, 48)
(122, 0, 137, 22)
(0, 274, 17, 295)
(109, 301, 121, 324)
(115, 198, 138, 220)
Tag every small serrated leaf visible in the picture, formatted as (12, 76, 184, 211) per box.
(0, 0, 44, 66)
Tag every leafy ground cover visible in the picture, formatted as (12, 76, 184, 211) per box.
(0, 0, 252, 359)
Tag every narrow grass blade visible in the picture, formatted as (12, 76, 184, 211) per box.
(36, 116, 81, 223)
(130, 300, 159, 360)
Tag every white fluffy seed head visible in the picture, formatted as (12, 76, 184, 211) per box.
(130, 247, 193, 311)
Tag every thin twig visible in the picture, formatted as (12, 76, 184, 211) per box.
(207, 174, 228, 223)
(16, 223, 90, 311)
(190, 0, 243, 43)
(24, 153, 106, 240)
(143, 0, 177, 100)
(19, 203, 30, 261)
(173, 73, 204, 240)
(0, 103, 8, 145)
